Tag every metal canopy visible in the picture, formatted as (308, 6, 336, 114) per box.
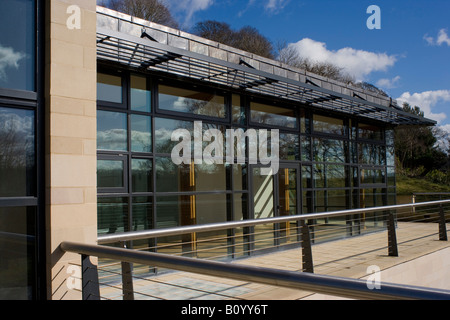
(96, 27, 435, 126)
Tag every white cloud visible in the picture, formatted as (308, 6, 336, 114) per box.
(437, 29, 450, 46)
(376, 75, 401, 89)
(0, 44, 26, 81)
(285, 38, 397, 81)
(396, 90, 450, 124)
(264, 0, 290, 13)
(439, 124, 450, 135)
(423, 34, 434, 45)
(166, 0, 214, 26)
(424, 28, 450, 46)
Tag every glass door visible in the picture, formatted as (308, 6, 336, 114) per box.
(250, 164, 298, 254)
(277, 167, 299, 245)
(251, 167, 275, 254)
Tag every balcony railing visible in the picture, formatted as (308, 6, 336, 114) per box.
(60, 199, 450, 300)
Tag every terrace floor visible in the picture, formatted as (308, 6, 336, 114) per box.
(99, 221, 450, 300)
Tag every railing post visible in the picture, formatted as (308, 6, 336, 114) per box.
(300, 220, 314, 273)
(121, 242, 135, 300)
(387, 211, 398, 257)
(81, 255, 100, 300)
(438, 204, 448, 241)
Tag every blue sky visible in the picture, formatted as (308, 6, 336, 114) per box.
(161, 0, 450, 137)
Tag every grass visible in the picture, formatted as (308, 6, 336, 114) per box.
(396, 174, 450, 196)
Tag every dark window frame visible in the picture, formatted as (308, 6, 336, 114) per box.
(0, 0, 45, 300)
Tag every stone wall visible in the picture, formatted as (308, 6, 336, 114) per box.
(45, 0, 98, 300)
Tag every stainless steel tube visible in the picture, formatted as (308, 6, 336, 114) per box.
(97, 199, 450, 244)
(61, 241, 450, 300)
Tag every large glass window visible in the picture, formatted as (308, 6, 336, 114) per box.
(232, 94, 246, 126)
(131, 114, 151, 153)
(250, 102, 297, 128)
(0, 0, 36, 91)
(155, 117, 193, 154)
(359, 143, 386, 165)
(358, 123, 383, 141)
(0, 0, 41, 300)
(313, 114, 345, 135)
(0, 206, 36, 300)
(97, 110, 127, 151)
(0, 107, 35, 197)
(95, 69, 397, 260)
(159, 85, 226, 118)
(132, 159, 152, 193)
(280, 133, 299, 160)
(97, 158, 126, 190)
(97, 197, 129, 235)
(130, 75, 151, 112)
(97, 73, 123, 104)
(313, 138, 347, 163)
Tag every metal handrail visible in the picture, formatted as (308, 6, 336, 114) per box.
(98, 199, 450, 244)
(60, 240, 450, 300)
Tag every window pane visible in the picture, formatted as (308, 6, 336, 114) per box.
(280, 133, 299, 160)
(131, 114, 151, 153)
(301, 136, 311, 161)
(326, 165, 347, 188)
(314, 164, 347, 188)
(313, 114, 345, 135)
(302, 191, 313, 214)
(196, 194, 228, 225)
(155, 157, 191, 193)
(132, 159, 152, 193)
(358, 123, 383, 141)
(97, 197, 129, 235)
(0, 206, 36, 300)
(301, 165, 312, 189)
(97, 160, 124, 189)
(250, 102, 297, 128)
(159, 85, 226, 118)
(313, 164, 324, 188)
(361, 168, 385, 185)
(387, 167, 395, 187)
(0, 0, 36, 91)
(386, 129, 394, 146)
(131, 75, 151, 112)
(278, 168, 297, 216)
(195, 163, 228, 191)
(232, 94, 245, 125)
(0, 107, 35, 197)
(154, 117, 193, 154)
(233, 164, 247, 191)
(359, 143, 386, 165)
(252, 167, 274, 219)
(97, 73, 122, 103)
(156, 194, 229, 227)
(386, 146, 395, 167)
(132, 197, 153, 231)
(97, 110, 127, 151)
(156, 195, 181, 229)
(313, 138, 346, 163)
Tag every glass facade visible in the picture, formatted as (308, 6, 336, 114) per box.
(97, 69, 396, 258)
(0, 0, 42, 300)
(0, 0, 36, 92)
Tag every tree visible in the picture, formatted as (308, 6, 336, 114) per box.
(193, 20, 275, 59)
(394, 102, 447, 174)
(102, 0, 179, 29)
(233, 26, 274, 59)
(193, 20, 234, 46)
(276, 41, 354, 84)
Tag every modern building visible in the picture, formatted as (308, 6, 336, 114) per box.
(0, 0, 435, 300)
